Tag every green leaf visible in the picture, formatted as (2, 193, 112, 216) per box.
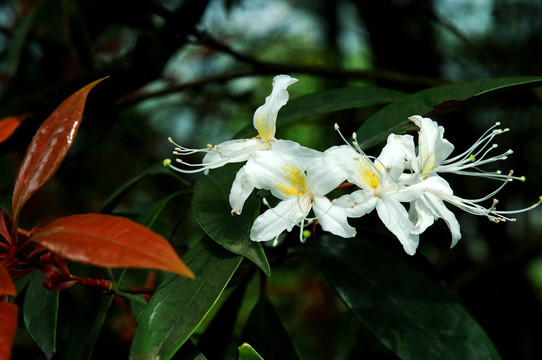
(238, 343, 265, 360)
(355, 76, 542, 150)
(130, 237, 242, 360)
(64, 268, 124, 360)
(136, 190, 191, 229)
(99, 162, 182, 214)
(304, 235, 501, 360)
(234, 86, 405, 139)
(192, 165, 271, 276)
(279, 86, 406, 124)
(23, 272, 59, 360)
(197, 279, 249, 359)
(241, 295, 300, 360)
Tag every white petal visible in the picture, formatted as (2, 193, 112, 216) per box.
(202, 138, 269, 168)
(377, 134, 413, 179)
(409, 198, 435, 235)
(306, 153, 348, 195)
(376, 198, 419, 255)
(250, 197, 307, 242)
(244, 151, 307, 200)
(313, 196, 356, 238)
(409, 115, 454, 173)
(273, 139, 323, 169)
(333, 190, 378, 218)
(253, 75, 298, 142)
(229, 167, 255, 215)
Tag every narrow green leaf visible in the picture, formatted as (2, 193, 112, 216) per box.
(355, 76, 542, 150)
(136, 190, 191, 228)
(198, 280, 249, 359)
(23, 271, 59, 360)
(304, 235, 501, 360)
(279, 86, 406, 124)
(238, 343, 265, 360)
(192, 165, 271, 276)
(241, 295, 300, 360)
(99, 162, 181, 214)
(130, 237, 242, 360)
(64, 268, 124, 360)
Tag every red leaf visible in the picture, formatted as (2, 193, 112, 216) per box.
(0, 115, 27, 144)
(11, 78, 107, 221)
(0, 303, 18, 360)
(30, 214, 194, 278)
(0, 265, 16, 296)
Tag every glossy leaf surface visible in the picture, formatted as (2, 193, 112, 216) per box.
(0, 264, 15, 296)
(0, 115, 26, 143)
(130, 238, 242, 360)
(11, 78, 106, 221)
(304, 235, 501, 360)
(0, 303, 17, 360)
(23, 271, 59, 360)
(355, 76, 542, 150)
(30, 213, 193, 278)
(193, 165, 270, 276)
(238, 343, 265, 360)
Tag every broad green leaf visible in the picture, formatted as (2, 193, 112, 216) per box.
(304, 235, 501, 360)
(30, 213, 193, 278)
(99, 162, 182, 214)
(130, 237, 242, 360)
(0, 303, 17, 360)
(11, 78, 106, 225)
(241, 295, 300, 360)
(23, 271, 59, 360)
(234, 86, 406, 139)
(238, 343, 265, 360)
(193, 165, 271, 276)
(355, 76, 542, 150)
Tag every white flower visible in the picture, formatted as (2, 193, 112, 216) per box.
(166, 75, 299, 174)
(405, 115, 540, 247)
(240, 149, 356, 243)
(330, 131, 424, 255)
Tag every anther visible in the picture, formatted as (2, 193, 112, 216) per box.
(168, 137, 174, 143)
(206, 144, 213, 151)
(352, 132, 357, 140)
(334, 123, 339, 131)
(176, 159, 183, 163)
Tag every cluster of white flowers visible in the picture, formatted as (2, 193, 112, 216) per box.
(166, 75, 540, 255)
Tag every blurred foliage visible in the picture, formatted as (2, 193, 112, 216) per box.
(1, 0, 542, 359)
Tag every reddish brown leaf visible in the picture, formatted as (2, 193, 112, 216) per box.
(11, 78, 107, 222)
(0, 303, 17, 360)
(0, 265, 16, 296)
(30, 214, 194, 278)
(0, 114, 27, 144)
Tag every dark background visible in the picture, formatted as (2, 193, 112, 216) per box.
(1, 0, 542, 358)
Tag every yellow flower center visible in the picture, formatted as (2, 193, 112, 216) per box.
(357, 161, 380, 190)
(275, 165, 308, 196)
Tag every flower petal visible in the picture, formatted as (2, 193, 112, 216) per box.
(333, 190, 378, 218)
(409, 115, 454, 174)
(253, 75, 298, 142)
(244, 151, 307, 200)
(313, 196, 356, 238)
(250, 197, 308, 242)
(202, 138, 269, 168)
(229, 166, 255, 215)
(376, 197, 419, 255)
